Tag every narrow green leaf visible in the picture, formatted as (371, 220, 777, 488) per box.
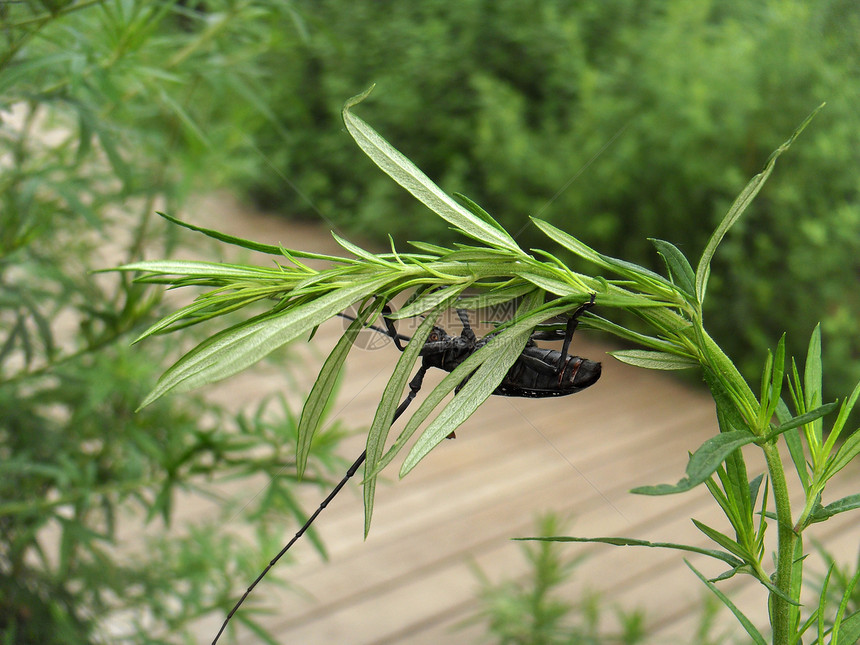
(132, 295, 243, 344)
(95, 124, 132, 187)
(692, 519, 752, 563)
(452, 192, 508, 236)
(695, 104, 824, 304)
(532, 217, 674, 291)
(766, 334, 787, 421)
(455, 283, 535, 309)
(296, 307, 372, 478)
(776, 398, 809, 489)
(833, 609, 860, 645)
(408, 240, 452, 255)
(788, 535, 805, 639)
(138, 275, 392, 408)
(331, 231, 394, 267)
(804, 323, 824, 441)
(649, 237, 696, 297)
(363, 310, 442, 536)
(609, 349, 698, 370)
(766, 401, 839, 437)
(155, 211, 350, 262)
(821, 379, 860, 460)
(686, 561, 768, 645)
(585, 313, 681, 354)
(631, 430, 757, 495)
(516, 535, 744, 568)
(817, 564, 834, 644)
(806, 493, 860, 525)
(519, 270, 582, 298)
(823, 427, 860, 483)
(115, 259, 286, 279)
(391, 282, 471, 319)
(794, 609, 821, 645)
(343, 87, 522, 253)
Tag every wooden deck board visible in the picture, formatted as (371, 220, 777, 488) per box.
(144, 195, 857, 644)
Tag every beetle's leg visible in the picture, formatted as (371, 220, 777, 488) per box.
(392, 363, 428, 419)
(556, 294, 596, 373)
(382, 304, 408, 352)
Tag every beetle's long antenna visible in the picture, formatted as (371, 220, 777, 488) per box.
(212, 363, 429, 644)
(337, 312, 412, 345)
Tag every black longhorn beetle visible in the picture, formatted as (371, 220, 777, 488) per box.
(212, 295, 600, 644)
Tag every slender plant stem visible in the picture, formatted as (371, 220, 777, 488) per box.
(762, 440, 797, 644)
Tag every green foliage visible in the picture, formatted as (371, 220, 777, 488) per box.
(470, 514, 647, 645)
(237, 0, 860, 424)
(122, 95, 860, 644)
(1, 2, 350, 642)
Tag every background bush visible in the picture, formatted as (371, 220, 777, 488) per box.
(1, 2, 346, 642)
(240, 0, 860, 412)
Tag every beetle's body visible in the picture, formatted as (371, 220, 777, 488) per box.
(498, 343, 602, 397)
(414, 300, 601, 399)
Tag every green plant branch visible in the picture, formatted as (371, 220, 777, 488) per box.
(762, 439, 798, 644)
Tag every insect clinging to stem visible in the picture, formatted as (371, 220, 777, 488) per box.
(211, 294, 601, 644)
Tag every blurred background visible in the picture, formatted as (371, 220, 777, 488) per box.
(2, 1, 858, 643)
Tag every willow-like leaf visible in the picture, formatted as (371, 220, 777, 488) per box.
(363, 310, 443, 536)
(765, 402, 839, 438)
(610, 349, 698, 370)
(823, 428, 860, 486)
(452, 192, 508, 235)
(408, 240, 452, 255)
(296, 306, 373, 478)
(455, 282, 535, 309)
(138, 275, 392, 408)
(585, 314, 681, 355)
(692, 519, 754, 564)
(155, 211, 350, 262)
(116, 259, 286, 280)
(331, 231, 395, 267)
(519, 270, 583, 298)
(776, 398, 809, 490)
(132, 292, 271, 343)
(837, 610, 860, 645)
(695, 104, 823, 304)
(631, 430, 758, 495)
(391, 282, 472, 319)
(686, 561, 768, 645)
(804, 323, 824, 442)
(821, 379, 860, 464)
(532, 217, 675, 293)
(516, 535, 744, 569)
(342, 87, 522, 254)
(649, 238, 696, 298)
(807, 494, 860, 525)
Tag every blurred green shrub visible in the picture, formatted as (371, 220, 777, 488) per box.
(468, 514, 648, 644)
(1, 2, 348, 642)
(240, 0, 860, 415)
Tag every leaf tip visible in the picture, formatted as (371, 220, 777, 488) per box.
(343, 84, 377, 114)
